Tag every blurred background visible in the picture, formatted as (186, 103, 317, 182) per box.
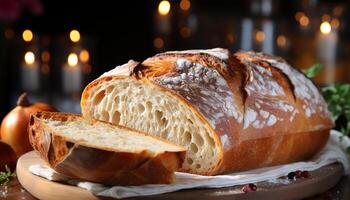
(0, 0, 349, 119)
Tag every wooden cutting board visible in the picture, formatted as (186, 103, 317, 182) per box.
(17, 151, 343, 200)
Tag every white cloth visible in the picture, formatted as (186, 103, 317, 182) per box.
(29, 130, 350, 199)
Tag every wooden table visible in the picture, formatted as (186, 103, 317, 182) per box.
(1, 175, 350, 200)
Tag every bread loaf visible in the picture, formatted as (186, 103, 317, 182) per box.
(81, 48, 333, 175)
(28, 112, 186, 185)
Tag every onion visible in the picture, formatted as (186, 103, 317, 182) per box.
(0, 141, 17, 171)
(0, 93, 57, 157)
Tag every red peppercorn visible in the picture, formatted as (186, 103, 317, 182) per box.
(295, 170, 302, 178)
(301, 171, 310, 178)
(242, 183, 257, 193)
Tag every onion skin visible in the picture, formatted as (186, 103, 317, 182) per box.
(0, 93, 57, 157)
(0, 141, 17, 171)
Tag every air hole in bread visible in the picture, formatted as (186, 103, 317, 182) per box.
(206, 135, 216, 147)
(155, 110, 163, 123)
(193, 134, 204, 146)
(195, 164, 201, 169)
(112, 111, 121, 124)
(187, 158, 193, 165)
(146, 101, 152, 111)
(184, 131, 192, 143)
(31, 129, 35, 137)
(114, 96, 120, 104)
(106, 86, 113, 93)
(161, 130, 168, 138)
(190, 143, 198, 153)
(30, 116, 34, 126)
(138, 104, 145, 113)
(187, 118, 194, 124)
(94, 90, 105, 105)
(105, 77, 112, 82)
(161, 117, 168, 126)
(101, 110, 110, 121)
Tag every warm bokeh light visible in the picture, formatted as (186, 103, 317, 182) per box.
(4, 28, 14, 40)
(41, 51, 50, 62)
(276, 35, 287, 47)
(299, 15, 309, 27)
(322, 14, 331, 22)
(255, 30, 265, 42)
(158, 0, 171, 16)
(153, 37, 164, 49)
(69, 30, 80, 42)
(295, 11, 304, 21)
(226, 33, 235, 44)
(331, 19, 340, 28)
(180, 0, 191, 11)
(320, 21, 332, 35)
(24, 51, 35, 65)
(41, 64, 50, 75)
(67, 53, 78, 67)
(79, 50, 90, 63)
(83, 64, 92, 74)
(180, 26, 191, 38)
(22, 30, 33, 42)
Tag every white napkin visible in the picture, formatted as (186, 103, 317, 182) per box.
(29, 130, 350, 199)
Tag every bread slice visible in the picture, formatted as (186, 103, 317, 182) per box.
(81, 49, 333, 175)
(28, 111, 186, 185)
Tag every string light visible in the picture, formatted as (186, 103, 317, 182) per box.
(180, 26, 191, 38)
(24, 51, 35, 65)
(299, 15, 309, 27)
(255, 30, 265, 42)
(4, 28, 14, 40)
(41, 51, 50, 62)
(67, 53, 78, 67)
(295, 12, 304, 21)
(276, 35, 287, 47)
(158, 0, 171, 16)
(69, 30, 80, 42)
(153, 37, 164, 49)
(320, 21, 331, 35)
(22, 30, 33, 42)
(180, 0, 191, 11)
(79, 50, 90, 63)
(226, 33, 235, 44)
(331, 19, 340, 28)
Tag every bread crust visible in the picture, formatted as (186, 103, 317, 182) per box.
(81, 49, 333, 175)
(28, 112, 186, 185)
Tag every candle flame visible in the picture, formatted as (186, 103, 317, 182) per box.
(320, 21, 331, 35)
(70, 30, 80, 42)
(23, 30, 33, 42)
(68, 53, 78, 67)
(24, 51, 35, 65)
(158, 0, 171, 16)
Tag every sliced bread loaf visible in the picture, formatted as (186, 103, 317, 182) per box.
(81, 48, 333, 175)
(28, 111, 186, 185)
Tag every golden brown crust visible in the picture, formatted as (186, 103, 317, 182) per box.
(28, 112, 185, 185)
(81, 49, 334, 175)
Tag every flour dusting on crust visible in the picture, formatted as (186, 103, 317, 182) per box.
(164, 48, 230, 62)
(154, 59, 242, 129)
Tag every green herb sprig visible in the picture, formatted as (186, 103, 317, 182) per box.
(302, 63, 323, 79)
(0, 165, 16, 185)
(303, 64, 350, 153)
